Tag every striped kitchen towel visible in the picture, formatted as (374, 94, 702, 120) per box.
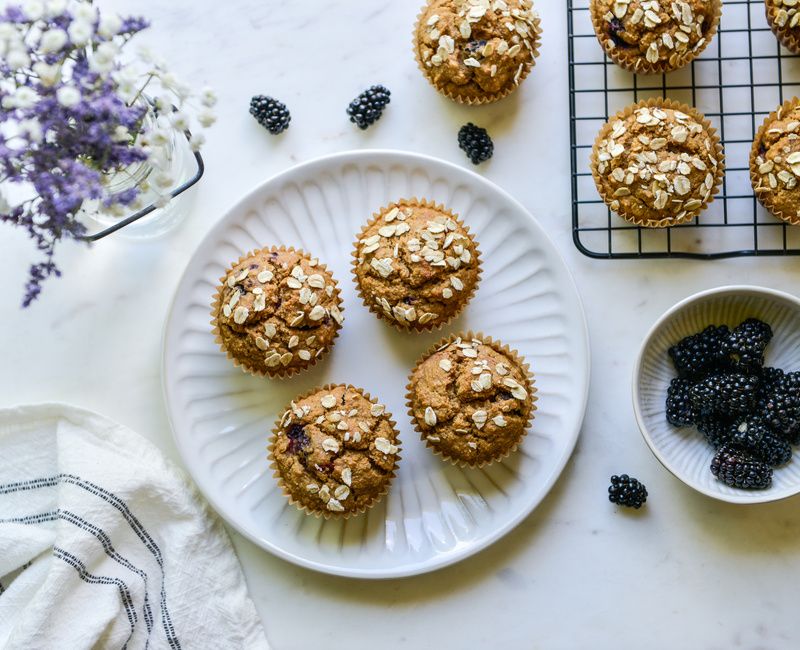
(0, 404, 269, 650)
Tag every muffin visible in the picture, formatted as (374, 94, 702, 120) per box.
(211, 247, 344, 377)
(413, 0, 542, 104)
(591, 98, 724, 228)
(269, 384, 401, 517)
(352, 199, 481, 332)
(750, 98, 800, 225)
(406, 333, 535, 467)
(765, 0, 800, 54)
(590, 0, 721, 74)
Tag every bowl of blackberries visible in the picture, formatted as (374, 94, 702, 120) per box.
(633, 286, 800, 503)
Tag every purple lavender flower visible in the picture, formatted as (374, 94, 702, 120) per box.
(0, 3, 154, 306)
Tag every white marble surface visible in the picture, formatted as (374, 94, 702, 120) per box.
(2, 1, 800, 648)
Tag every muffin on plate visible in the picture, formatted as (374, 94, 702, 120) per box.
(413, 0, 542, 104)
(591, 98, 724, 228)
(765, 0, 800, 54)
(406, 332, 536, 467)
(750, 98, 800, 225)
(269, 384, 401, 517)
(211, 246, 344, 378)
(589, 0, 721, 74)
(352, 199, 481, 332)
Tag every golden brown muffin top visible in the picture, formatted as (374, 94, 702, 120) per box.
(416, 0, 540, 100)
(354, 200, 480, 330)
(408, 336, 533, 465)
(593, 0, 717, 69)
(272, 385, 399, 515)
(216, 248, 343, 375)
(594, 103, 721, 226)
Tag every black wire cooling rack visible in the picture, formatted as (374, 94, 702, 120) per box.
(568, 0, 800, 259)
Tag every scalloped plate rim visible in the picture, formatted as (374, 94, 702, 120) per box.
(632, 284, 800, 505)
(161, 149, 591, 578)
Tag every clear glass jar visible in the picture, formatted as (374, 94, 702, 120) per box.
(81, 106, 200, 240)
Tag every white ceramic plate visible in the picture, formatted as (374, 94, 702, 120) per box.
(162, 150, 590, 578)
(633, 286, 800, 504)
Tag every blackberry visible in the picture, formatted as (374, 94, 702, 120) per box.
(250, 95, 291, 134)
(347, 84, 391, 130)
(759, 366, 785, 391)
(668, 325, 730, 380)
(608, 474, 648, 509)
(710, 444, 773, 489)
(665, 378, 696, 427)
(286, 424, 310, 455)
(690, 373, 759, 416)
(458, 123, 494, 165)
(729, 415, 769, 448)
(727, 415, 790, 465)
(761, 371, 800, 444)
(728, 318, 772, 372)
(696, 415, 734, 448)
(755, 431, 793, 466)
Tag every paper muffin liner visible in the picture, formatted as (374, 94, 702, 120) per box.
(590, 97, 725, 228)
(765, 1, 800, 55)
(750, 97, 800, 226)
(412, 3, 542, 105)
(267, 383, 401, 519)
(590, 0, 721, 74)
(351, 198, 482, 333)
(405, 331, 537, 469)
(210, 246, 344, 379)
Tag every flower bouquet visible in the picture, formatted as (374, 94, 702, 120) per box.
(0, 0, 215, 306)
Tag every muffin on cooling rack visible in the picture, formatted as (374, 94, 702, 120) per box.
(211, 247, 344, 378)
(407, 333, 536, 467)
(765, 0, 800, 54)
(413, 0, 542, 104)
(269, 384, 401, 517)
(750, 97, 800, 225)
(352, 199, 481, 332)
(591, 98, 725, 228)
(589, 0, 721, 74)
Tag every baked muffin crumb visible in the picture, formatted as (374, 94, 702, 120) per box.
(353, 200, 481, 331)
(590, 0, 721, 73)
(592, 99, 723, 228)
(213, 247, 343, 377)
(751, 99, 800, 225)
(271, 384, 400, 516)
(414, 0, 541, 103)
(407, 334, 535, 466)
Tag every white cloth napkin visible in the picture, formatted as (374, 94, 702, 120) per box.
(0, 404, 269, 650)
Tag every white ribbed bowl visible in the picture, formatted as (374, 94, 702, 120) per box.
(633, 286, 800, 504)
(162, 150, 590, 578)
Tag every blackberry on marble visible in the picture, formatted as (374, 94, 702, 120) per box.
(458, 123, 494, 165)
(249, 95, 291, 134)
(608, 474, 648, 509)
(347, 85, 391, 130)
